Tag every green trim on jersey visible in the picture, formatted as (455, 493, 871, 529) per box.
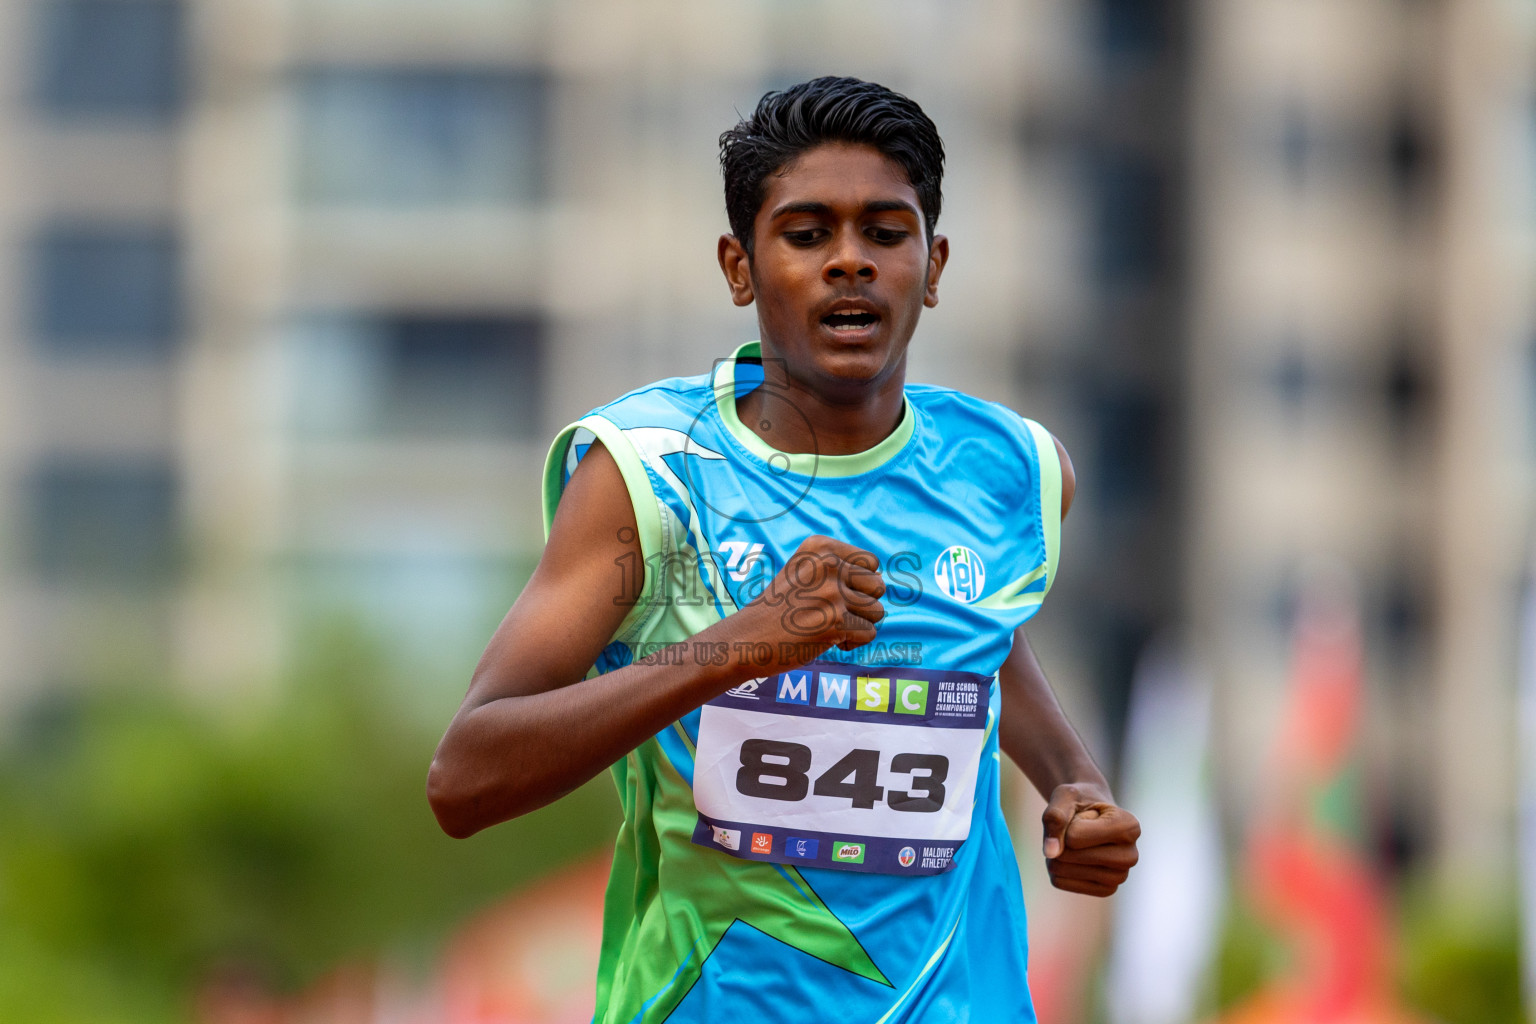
(872, 910, 965, 1024)
(974, 564, 1048, 612)
(715, 341, 916, 478)
(1020, 417, 1063, 595)
(543, 414, 667, 639)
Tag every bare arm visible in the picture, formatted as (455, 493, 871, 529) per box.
(998, 628, 1110, 806)
(998, 627, 1140, 896)
(1054, 434, 1076, 519)
(995, 432, 1139, 896)
(426, 442, 887, 838)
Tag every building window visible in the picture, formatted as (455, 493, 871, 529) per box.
(30, 461, 179, 585)
(35, 0, 185, 120)
(32, 225, 182, 357)
(288, 313, 543, 438)
(1088, 152, 1164, 288)
(1266, 340, 1326, 416)
(1095, 0, 1164, 60)
(1089, 384, 1162, 510)
(296, 70, 546, 205)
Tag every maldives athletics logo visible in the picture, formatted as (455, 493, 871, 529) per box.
(897, 846, 918, 868)
(933, 545, 985, 603)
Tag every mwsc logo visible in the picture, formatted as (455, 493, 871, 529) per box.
(933, 546, 985, 603)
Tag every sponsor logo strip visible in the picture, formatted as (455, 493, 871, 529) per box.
(690, 815, 958, 875)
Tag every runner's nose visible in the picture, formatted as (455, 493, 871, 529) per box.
(823, 231, 876, 282)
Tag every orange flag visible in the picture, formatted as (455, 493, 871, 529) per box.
(1214, 572, 1424, 1024)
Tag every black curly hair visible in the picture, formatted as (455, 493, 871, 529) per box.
(719, 76, 945, 255)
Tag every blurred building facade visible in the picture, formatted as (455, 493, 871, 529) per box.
(0, 0, 1530, 900)
(1178, 0, 1536, 898)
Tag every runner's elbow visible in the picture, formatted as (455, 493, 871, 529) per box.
(426, 757, 488, 839)
(427, 752, 554, 836)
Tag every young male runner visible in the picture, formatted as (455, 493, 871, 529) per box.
(429, 76, 1139, 1022)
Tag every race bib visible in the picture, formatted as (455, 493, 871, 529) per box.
(690, 660, 991, 875)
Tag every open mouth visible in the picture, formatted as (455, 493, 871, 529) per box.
(821, 311, 880, 332)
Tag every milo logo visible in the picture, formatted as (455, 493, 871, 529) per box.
(832, 842, 865, 864)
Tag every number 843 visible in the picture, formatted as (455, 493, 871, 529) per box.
(735, 739, 948, 813)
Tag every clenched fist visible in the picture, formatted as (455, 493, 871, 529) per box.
(1041, 783, 1141, 897)
(728, 535, 887, 675)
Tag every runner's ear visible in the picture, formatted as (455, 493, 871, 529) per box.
(718, 234, 755, 306)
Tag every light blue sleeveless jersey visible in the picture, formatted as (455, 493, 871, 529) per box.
(542, 341, 1062, 1023)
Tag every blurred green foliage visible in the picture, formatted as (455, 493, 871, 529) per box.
(1398, 886, 1523, 1024)
(0, 628, 621, 1023)
(1203, 899, 1285, 1014)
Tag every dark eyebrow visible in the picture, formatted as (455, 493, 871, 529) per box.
(862, 200, 922, 219)
(769, 200, 833, 220)
(767, 199, 923, 221)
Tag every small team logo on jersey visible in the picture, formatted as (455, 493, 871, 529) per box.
(897, 846, 917, 868)
(725, 678, 765, 700)
(751, 833, 773, 855)
(718, 540, 769, 581)
(934, 545, 986, 603)
(833, 842, 865, 864)
(710, 826, 741, 851)
(785, 837, 819, 860)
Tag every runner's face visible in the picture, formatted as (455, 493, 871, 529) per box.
(737, 143, 946, 394)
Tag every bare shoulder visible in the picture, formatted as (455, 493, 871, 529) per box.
(540, 439, 642, 583)
(1051, 433, 1076, 520)
(464, 441, 642, 704)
